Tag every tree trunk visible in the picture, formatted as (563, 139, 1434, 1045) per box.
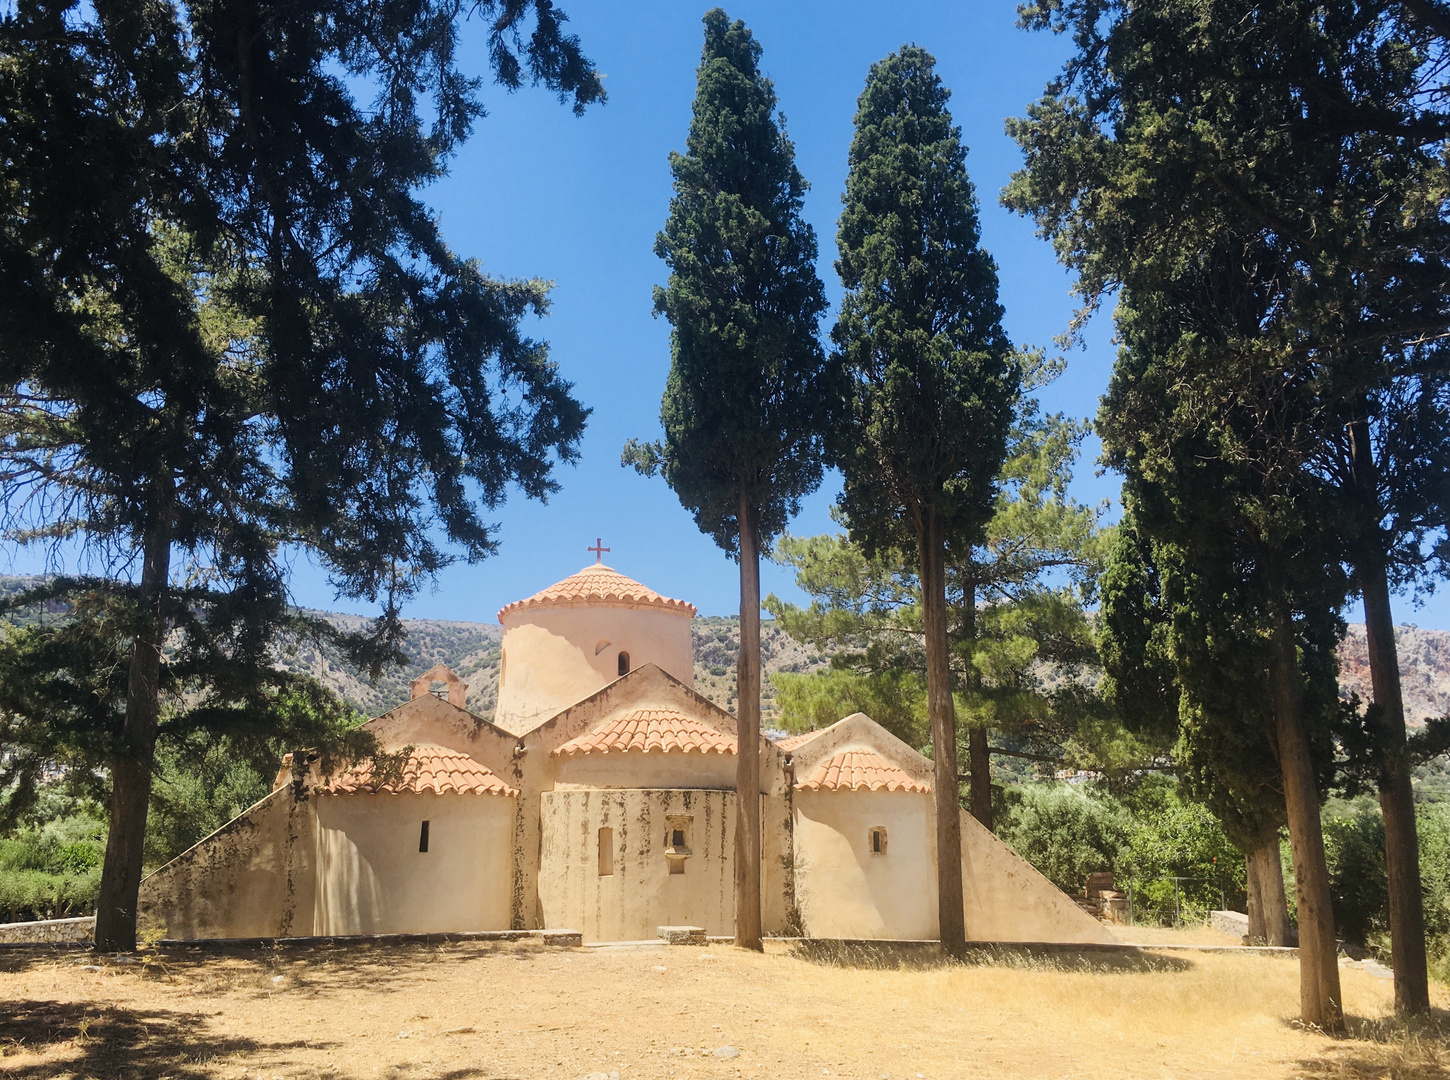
(1246, 821, 1290, 946)
(94, 483, 174, 952)
(968, 726, 992, 831)
(1360, 562, 1431, 1012)
(961, 583, 992, 831)
(1268, 604, 1343, 1031)
(920, 517, 966, 955)
(1349, 407, 1430, 1014)
(734, 493, 763, 951)
(1259, 828, 1292, 948)
(1245, 843, 1265, 945)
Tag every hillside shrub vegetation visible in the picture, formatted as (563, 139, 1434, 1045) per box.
(1318, 796, 1450, 980)
(0, 811, 104, 921)
(998, 777, 1244, 924)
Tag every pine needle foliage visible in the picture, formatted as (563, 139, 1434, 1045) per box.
(0, 0, 602, 949)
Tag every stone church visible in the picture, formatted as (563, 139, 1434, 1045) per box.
(139, 561, 1111, 945)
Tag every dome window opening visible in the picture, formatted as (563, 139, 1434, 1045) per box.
(869, 826, 887, 857)
(617, 651, 630, 677)
(419, 820, 430, 853)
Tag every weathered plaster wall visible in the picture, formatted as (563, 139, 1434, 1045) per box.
(959, 808, 1118, 944)
(793, 789, 938, 940)
(554, 750, 736, 790)
(496, 606, 694, 734)
(138, 785, 317, 940)
(539, 788, 735, 941)
(362, 695, 517, 778)
(516, 665, 792, 936)
(313, 791, 513, 935)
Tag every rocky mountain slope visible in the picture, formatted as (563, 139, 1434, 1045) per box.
(303, 615, 1450, 728)
(1337, 623, 1450, 726)
(2, 577, 1445, 727)
(292, 612, 828, 723)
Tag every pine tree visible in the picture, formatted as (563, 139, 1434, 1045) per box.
(624, 8, 830, 950)
(0, 0, 602, 951)
(768, 369, 1110, 823)
(831, 47, 1019, 954)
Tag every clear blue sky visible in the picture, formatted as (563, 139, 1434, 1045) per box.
(378, 0, 1129, 623)
(15, 1, 1445, 630)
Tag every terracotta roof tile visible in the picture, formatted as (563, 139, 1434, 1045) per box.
(552, 709, 735, 757)
(498, 563, 697, 621)
(319, 744, 517, 796)
(794, 747, 930, 794)
(773, 731, 823, 752)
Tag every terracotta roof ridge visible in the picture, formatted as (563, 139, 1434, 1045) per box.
(552, 708, 736, 757)
(773, 730, 824, 752)
(319, 743, 518, 797)
(794, 745, 931, 794)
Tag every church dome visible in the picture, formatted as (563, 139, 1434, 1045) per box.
(493, 560, 698, 735)
(497, 563, 696, 621)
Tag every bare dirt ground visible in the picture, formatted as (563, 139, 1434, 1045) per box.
(1, 931, 1447, 1080)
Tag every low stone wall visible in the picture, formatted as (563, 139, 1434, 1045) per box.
(0, 916, 95, 945)
(1210, 909, 1249, 939)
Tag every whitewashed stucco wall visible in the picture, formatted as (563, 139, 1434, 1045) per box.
(539, 787, 735, 941)
(793, 788, 938, 940)
(312, 791, 514, 935)
(496, 606, 695, 734)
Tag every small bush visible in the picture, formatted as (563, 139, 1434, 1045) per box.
(1414, 802, 1450, 983)
(997, 784, 1130, 894)
(1120, 796, 1244, 921)
(1322, 797, 1388, 949)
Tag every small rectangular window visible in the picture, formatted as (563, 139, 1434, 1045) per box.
(419, 820, 430, 853)
(869, 826, 887, 856)
(598, 826, 614, 876)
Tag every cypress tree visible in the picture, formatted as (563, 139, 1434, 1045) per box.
(1006, 0, 1450, 1012)
(831, 47, 1019, 955)
(1099, 515, 1317, 946)
(625, 8, 830, 950)
(1005, 0, 1450, 1021)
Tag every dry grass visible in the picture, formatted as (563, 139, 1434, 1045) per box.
(1118, 923, 1249, 947)
(0, 931, 1445, 1080)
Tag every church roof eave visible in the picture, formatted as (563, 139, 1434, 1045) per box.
(497, 563, 697, 622)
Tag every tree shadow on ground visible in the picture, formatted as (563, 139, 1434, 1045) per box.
(0, 938, 557, 1000)
(1289, 1010, 1450, 1080)
(0, 998, 339, 1079)
(786, 939, 1194, 973)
